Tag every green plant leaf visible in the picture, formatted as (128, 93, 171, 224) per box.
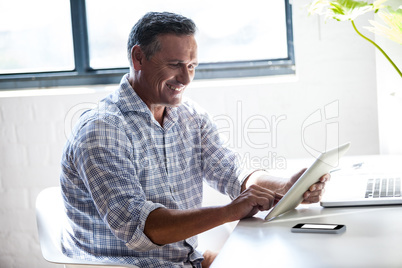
(309, 0, 378, 21)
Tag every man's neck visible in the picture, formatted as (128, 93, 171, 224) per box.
(150, 105, 165, 127)
(128, 73, 166, 127)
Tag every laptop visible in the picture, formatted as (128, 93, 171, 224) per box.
(321, 162, 402, 207)
(265, 142, 351, 221)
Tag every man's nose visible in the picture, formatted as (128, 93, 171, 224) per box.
(177, 66, 193, 85)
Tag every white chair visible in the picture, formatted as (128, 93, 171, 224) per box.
(35, 187, 138, 268)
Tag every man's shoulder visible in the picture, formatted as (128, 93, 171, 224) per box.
(67, 95, 130, 141)
(82, 96, 124, 123)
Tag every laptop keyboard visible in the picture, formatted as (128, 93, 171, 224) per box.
(365, 177, 401, 198)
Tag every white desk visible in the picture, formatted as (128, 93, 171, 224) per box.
(211, 155, 402, 268)
(211, 204, 402, 267)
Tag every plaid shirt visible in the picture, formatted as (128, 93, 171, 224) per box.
(60, 74, 251, 267)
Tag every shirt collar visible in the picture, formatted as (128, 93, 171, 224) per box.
(115, 74, 151, 115)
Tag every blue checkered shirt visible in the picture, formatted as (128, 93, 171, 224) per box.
(60, 74, 251, 267)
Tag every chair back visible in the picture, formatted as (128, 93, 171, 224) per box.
(35, 187, 137, 267)
(36, 187, 73, 263)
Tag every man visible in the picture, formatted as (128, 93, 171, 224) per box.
(60, 12, 328, 268)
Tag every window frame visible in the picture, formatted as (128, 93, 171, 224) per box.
(0, 0, 295, 90)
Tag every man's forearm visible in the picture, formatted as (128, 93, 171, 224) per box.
(145, 170, 292, 246)
(144, 205, 231, 245)
(145, 173, 296, 245)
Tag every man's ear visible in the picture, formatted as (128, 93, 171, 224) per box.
(131, 45, 144, 71)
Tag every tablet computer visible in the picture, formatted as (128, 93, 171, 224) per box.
(264, 142, 351, 221)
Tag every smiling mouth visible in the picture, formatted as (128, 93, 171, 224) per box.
(167, 83, 184, 92)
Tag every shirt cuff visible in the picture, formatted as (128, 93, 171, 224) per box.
(238, 168, 269, 190)
(125, 200, 165, 251)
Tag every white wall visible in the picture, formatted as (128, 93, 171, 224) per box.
(374, 9, 402, 154)
(0, 1, 383, 267)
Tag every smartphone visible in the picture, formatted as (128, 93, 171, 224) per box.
(291, 223, 346, 234)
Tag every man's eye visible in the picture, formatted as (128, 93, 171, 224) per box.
(189, 63, 199, 70)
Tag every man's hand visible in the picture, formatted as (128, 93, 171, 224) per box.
(301, 171, 330, 204)
(238, 169, 330, 219)
(279, 168, 330, 204)
(224, 184, 283, 221)
(270, 169, 330, 205)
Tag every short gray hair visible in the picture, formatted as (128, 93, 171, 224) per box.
(127, 12, 197, 65)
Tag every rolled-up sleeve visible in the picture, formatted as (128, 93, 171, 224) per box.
(125, 200, 164, 251)
(72, 118, 164, 251)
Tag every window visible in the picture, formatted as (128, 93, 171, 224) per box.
(0, 0, 74, 74)
(0, 0, 294, 90)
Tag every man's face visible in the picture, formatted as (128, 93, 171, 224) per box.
(136, 34, 198, 109)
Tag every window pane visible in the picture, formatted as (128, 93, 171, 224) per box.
(86, 0, 288, 69)
(0, 0, 74, 74)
